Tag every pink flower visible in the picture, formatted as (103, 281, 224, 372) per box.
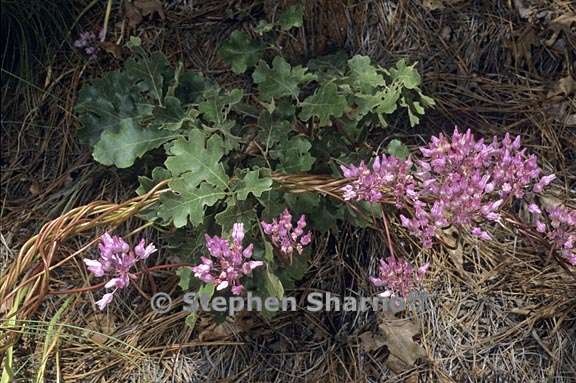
(83, 259, 105, 277)
(342, 128, 555, 248)
(528, 203, 542, 214)
(83, 233, 156, 310)
(534, 206, 576, 265)
(340, 154, 415, 207)
(533, 174, 556, 193)
(191, 223, 263, 295)
(134, 239, 157, 259)
(261, 209, 313, 257)
(73, 30, 101, 59)
(370, 256, 429, 297)
(471, 227, 491, 240)
(95, 293, 114, 311)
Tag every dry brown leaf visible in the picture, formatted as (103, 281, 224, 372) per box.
(547, 75, 575, 98)
(125, 2, 143, 28)
(507, 25, 539, 66)
(358, 330, 386, 352)
(513, 0, 533, 19)
(197, 312, 253, 341)
(84, 313, 116, 345)
(99, 41, 123, 58)
(358, 314, 426, 375)
(421, 0, 463, 10)
(134, 0, 165, 19)
(29, 181, 40, 196)
(439, 226, 465, 273)
(539, 195, 562, 212)
(422, 0, 445, 10)
(544, 14, 576, 46)
(565, 113, 576, 127)
(198, 322, 234, 341)
(378, 316, 426, 374)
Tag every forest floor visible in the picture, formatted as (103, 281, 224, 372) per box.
(1, 0, 575, 382)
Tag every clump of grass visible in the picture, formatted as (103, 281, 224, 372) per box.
(0, 0, 95, 107)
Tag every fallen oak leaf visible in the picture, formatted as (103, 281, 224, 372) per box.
(358, 330, 386, 352)
(544, 14, 576, 47)
(547, 75, 575, 98)
(99, 41, 123, 59)
(378, 315, 426, 374)
(358, 312, 426, 375)
(125, 1, 143, 28)
(134, 0, 165, 20)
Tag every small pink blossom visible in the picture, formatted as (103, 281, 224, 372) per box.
(370, 256, 429, 297)
(340, 154, 415, 207)
(83, 233, 156, 310)
(95, 293, 114, 311)
(191, 223, 263, 295)
(261, 209, 312, 257)
(534, 206, 576, 265)
(528, 203, 542, 214)
(471, 227, 491, 240)
(73, 30, 102, 59)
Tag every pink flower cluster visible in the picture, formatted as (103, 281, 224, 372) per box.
(83, 233, 157, 310)
(341, 155, 416, 206)
(261, 209, 312, 257)
(192, 223, 263, 295)
(341, 128, 557, 248)
(73, 30, 104, 59)
(530, 205, 576, 265)
(370, 256, 429, 297)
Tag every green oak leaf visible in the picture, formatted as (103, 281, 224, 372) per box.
(408, 107, 420, 127)
(252, 56, 316, 101)
(255, 20, 274, 34)
(278, 4, 304, 31)
(152, 96, 198, 131)
(124, 52, 173, 103)
(257, 190, 287, 221)
(351, 93, 381, 120)
(184, 283, 215, 329)
(165, 129, 229, 189)
(347, 55, 385, 93)
(257, 111, 292, 152)
(375, 86, 401, 115)
(420, 96, 435, 108)
(175, 71, 208, 104)
(136, 166, 171, 195)
(159, 179, 227, 227)
(218, 31, 263, 74)
(251, 267, 285, 318)
(299, 83, 348, 126)
(75, 70, 152, 145)
(215, 196, 258, 233)
(153, 96, 184, 122)
(236, 169, 273, 200)
(92, 119, 175, 168)
(386, 139, 410, 160)
(388, 59, 421, 89)
(284, 193, 343, 233)
(272, 136, 315, 172)
(177, 267, 193, 290)
(199, 88, 243, 125)
(307, 51, 348, 78)
(260, 269, 284, 299)
(277, 253, 309, 289)
(399, 96, 423, 127)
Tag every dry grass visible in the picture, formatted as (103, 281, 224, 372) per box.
(1, 0, 575, 382)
